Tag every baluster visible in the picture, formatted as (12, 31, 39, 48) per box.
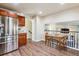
(78, 33, 79, 49)
(76, 32, 78, 48)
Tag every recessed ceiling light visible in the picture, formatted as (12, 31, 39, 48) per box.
(39, 11, 42, 14)
(60, 3, 64, 5)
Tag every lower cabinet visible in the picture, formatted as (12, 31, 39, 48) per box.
(18, 33, 27, 47)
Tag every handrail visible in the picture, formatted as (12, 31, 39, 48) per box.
(45, 30, 79, 33)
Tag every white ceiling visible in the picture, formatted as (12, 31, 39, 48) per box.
(0, 3, 79, 17)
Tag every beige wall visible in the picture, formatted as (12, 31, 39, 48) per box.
(25, 16, 32, 39)
(56, 25, 78, 31)
(26, 17, 32, 32)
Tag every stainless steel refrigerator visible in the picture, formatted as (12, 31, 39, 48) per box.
(0, 16, 18, 55)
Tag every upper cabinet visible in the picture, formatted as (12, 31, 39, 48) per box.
(18, 16, 25, 26)
(0, 9, 25, 26)
(8, 11, 17, 18)
(0, 9, 17, 18)
(0, 9, 8, 16)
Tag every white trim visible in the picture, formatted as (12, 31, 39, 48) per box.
(32, 39, 41, 42)
(67, 46, 79, 51)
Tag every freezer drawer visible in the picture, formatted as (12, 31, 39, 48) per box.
(0, 44, 6, 55)
(6, 42, 17, 52)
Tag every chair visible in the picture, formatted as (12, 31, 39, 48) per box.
(45, 33, 52, 46)
(56, 36, 67, 49)
(51, 35, 67, 49)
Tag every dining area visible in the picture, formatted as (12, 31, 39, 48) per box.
(45, 32, 67, 50)
(44, 21, 79, 55)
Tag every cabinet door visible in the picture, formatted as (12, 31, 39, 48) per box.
(8, 12, 17, 18)
(0, 9, 8, 16)
(18, 16, 25, 26)
(18, 33, 27, 47)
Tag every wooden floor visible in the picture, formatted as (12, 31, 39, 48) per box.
(3, 41, 79, 56)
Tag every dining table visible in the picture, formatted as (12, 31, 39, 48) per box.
(45, 34, 67, 49)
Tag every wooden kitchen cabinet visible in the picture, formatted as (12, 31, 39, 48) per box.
(18, 16, 25, 26)
(18, 33, 27, 47)
(8, 12, 17, 18)
(0, 9, 17, 17)
(0, 9, 8, 16)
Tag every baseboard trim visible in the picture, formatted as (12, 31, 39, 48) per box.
(32, 40, 41, 42)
